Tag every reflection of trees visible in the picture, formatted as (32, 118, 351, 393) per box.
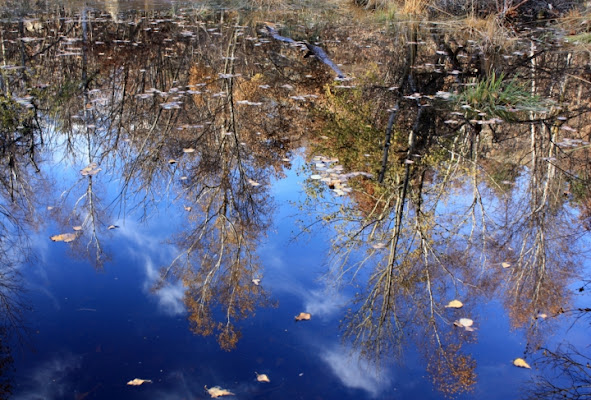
(0, 5, 324, 349)
(526, 343, 591, 400)
(301, 22, 591, 398)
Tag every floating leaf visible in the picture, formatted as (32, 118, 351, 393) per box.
(454, 318, 474, 331)
(183, 148, 195, 153)
(252, 278, 261, 286)
(256, 372, 270, 383)
(513, 358, 531, 369)
(72, 226, 83, 231)
(50, 233, 78, 243)
(502, 262, 511, 268)
(247, 179, 261, 187)
(537, 313, 548, 319)
(108, 225, 119, 230)
(184, 206, 192, 212)
(295, 312, 311, 321)
(127, 378, 152, 386)
(80, 162, 101, 176)
(206, 386, 234, 398)
(168, 159, 177, 164)
(445, 300, 463, 309)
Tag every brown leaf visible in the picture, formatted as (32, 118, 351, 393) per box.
(247, 179, 261, 187)
(513, 358, 531, 369)
(256, 373, 270, 383)
(444, 300, 463, 309)
(453, 318, 474, 331)
(80, 162, 101, 176)
(50, 233, 78, 243)
(295, 312, 311, 321)
(206, 386, 234, 398)
(127, 378, 152, 386)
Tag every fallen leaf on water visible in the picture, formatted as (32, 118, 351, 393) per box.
(502, 262, 511, 268)
(295, 312, 311, 321)
(183, 148, 195, 153)
(50, 233, 78, 243)
(256, 372, 270, 382)
(72, 226, 83, 231)
(206, 386, 234, 398)
(127, 378, 152, 386)
(168, 159, 177, 164)
(537, 313, 548, 319)
(247, 179, 261, 187)
(252, 278, 261, 286)
(513, 358, 531, 369)
(108, 225, 119, 230)
(445, 300, 463, 309)
(184, 206, 192, 212)
(80, 162, 101, 176)
(454, 318, 474, 331)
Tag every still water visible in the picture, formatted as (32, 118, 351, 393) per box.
(0, 0, 590, 399)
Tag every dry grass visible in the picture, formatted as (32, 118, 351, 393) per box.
(460, 14, 516, 50)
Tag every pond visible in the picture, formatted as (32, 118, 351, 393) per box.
(0, 0, 590, 399)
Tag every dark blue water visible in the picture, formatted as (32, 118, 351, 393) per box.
(0, 2, 589, 399)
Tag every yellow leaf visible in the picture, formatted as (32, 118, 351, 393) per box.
(50, 233, 78, 243)
(445, 300, 463, 309)
(502, 262, 511, 268)
(256, 372, 270, 383)
(206, 386, 234, 398)
(513, 358, 531, 369)
(183, 148, 195, 153)
(127, 378, 152, 386)
(72, 226, 83, 231)
(295, 312, 311, 321)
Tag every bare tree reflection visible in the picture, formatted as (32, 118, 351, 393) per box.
(526, 343, 591, 400)
(299, 19, 591, 398)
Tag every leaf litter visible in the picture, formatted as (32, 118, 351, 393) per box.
(513, 358, 531, 369)
(445, 300, 463, 309)
(50, 232, 78, 243)
(206, 386, 234, 398)
(295, 312, 311, 321)
(127, 378, 152, 386)
(454, 318, 475, 331)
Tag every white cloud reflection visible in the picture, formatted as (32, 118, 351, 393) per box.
(143, 256, 185, 316)
(117, 221, 186, 316)
(321, 347, 392, 397)
(12, 353, 80, 400)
